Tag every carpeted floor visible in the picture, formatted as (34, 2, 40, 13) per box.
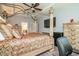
(38, 46, 79, 56)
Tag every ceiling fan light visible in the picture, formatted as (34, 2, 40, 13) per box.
(31, 8, 34, 10)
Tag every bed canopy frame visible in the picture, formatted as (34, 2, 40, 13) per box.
(0, 4, 54, 55)
(0, 3, 54, 37)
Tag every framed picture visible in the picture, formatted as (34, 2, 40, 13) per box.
(44, 17, 56, 28)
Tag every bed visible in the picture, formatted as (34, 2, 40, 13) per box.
(0, 32, 54, 56)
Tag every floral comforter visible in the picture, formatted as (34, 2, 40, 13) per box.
(0, 32, 53, 56)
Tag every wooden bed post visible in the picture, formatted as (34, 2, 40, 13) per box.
(48, 7, 54, 52)
(49, 7, 54, 37)
(32, 20, 38, 32)
(31, 15, 38, 32)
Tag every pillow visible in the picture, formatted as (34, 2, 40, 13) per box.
(13, 24, 21, 35)
(6, 23, 13, 32)
(0, 29, 8, 40)
(0, 32, 5, 41)
(0, 16, 6, 24)
(0, 24, 13, 39)
(12, 28, 21, 39)
(6, 23, 13, 28)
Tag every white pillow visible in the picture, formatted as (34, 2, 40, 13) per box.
(12, 29, 21, 39)
(0, 32, 5, 41)
(0, 24, 13, 39)
(0, 16, 6, 23)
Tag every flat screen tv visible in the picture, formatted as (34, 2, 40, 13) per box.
(44, 17, 56, 28)
(44, 19, 50, 28)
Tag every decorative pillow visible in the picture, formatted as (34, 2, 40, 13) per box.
(12, 28, 21, 39)
(6, 23, 13, 33)
(7, 23, 13, 28)
(13, 24, 21, 35)
(0, 29, 8, 40)
(0, 24, 13, 39)
(0, 32, 5, 41)
(0, 16, 6, 24)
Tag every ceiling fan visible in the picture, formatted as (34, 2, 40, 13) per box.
(23, 3, 42, 13)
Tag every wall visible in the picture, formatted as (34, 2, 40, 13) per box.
(54, 3, 79, 32)
(7, 3, 79, 33)
(38, 3, 79, 33)
(38, 16, 50, 33)
(7, 14, 33, 32)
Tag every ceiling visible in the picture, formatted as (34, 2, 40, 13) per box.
(0, 3, 54, 17)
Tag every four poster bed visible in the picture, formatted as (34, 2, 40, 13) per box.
(0, 5, 54, 56)
(0, 17, 54, 56)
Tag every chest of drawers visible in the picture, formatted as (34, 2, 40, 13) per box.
(64, 23, 79, 50)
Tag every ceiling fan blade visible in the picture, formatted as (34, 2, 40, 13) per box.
(34, 8, 42, 11)
(33, 3, 39, 7)
(23, 3, 31, 7)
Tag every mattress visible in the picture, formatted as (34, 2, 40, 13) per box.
(0, 32, 53, 56)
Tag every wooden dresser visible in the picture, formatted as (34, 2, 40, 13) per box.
(64, 23, 79, 50)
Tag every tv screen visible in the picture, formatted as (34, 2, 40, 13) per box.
(44, 19, 50, 28)
(44, 17, 56, 28)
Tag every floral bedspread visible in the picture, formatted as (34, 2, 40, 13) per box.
(0, 33, 53, 56)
